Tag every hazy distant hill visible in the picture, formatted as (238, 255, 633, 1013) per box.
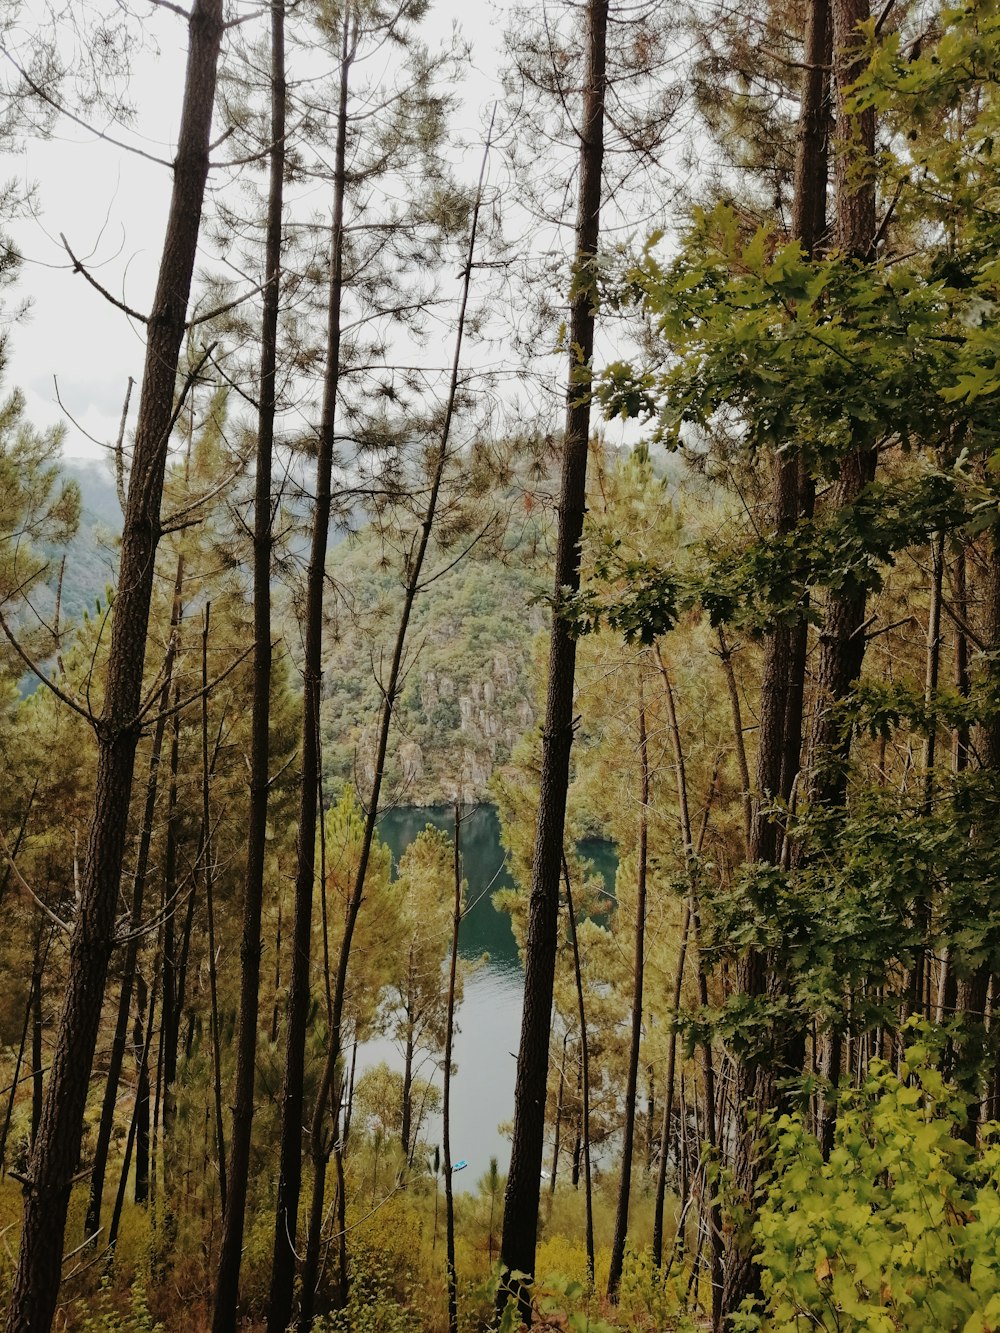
(41, 455, 552, 802)
(49, 459, 122, 623)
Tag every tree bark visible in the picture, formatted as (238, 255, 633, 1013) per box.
(726, 12, 832, 1277)
(266, 12, 350, 1329)
(956, 527, 1000, 1141)
(498, 4, 608, 1317)
(134, 973, 151, 1206)
(85, 608, 178, 1243)
(562, 859, 595, 1283)
(293, 98, 493, 1330)
(442, 805, 462, 1333)
(652, 902, 690, 1268)
(4, 5, 224, 1327)
(608, 678, 649, 1300)
(550, 1032, 568, 1195)
(200, 607, 227, 1213)
(212, 7, 284, 1322)
(30, 949, 42, 1150)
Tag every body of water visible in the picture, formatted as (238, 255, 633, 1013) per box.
(354, 805, 615, 1191)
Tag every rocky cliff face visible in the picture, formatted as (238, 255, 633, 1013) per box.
(352, 648, 537, 804)
(322, 556, 546, 805)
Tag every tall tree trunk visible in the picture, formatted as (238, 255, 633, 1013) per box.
(0, 928, 51, 1171)
(201, 607, 227, 1212)
(653, 656, 720, 1274)
(562, 859, 594, 1284)
(30, 945, 43, 1150)
(266, 14, 351, 1330)
(108, 960, 159, 1252)
(442, 805, 462, 1333)
(212, 7, 284, 1322)
(805, 0, 877, 801)
(4, 7, 224, 1327)
(723, 2, 832, 1305)
(160, 655, 184, 1146)
(134, 973, 151, 1205)
(294, 106, 494, 1331)
(903, 529, 945, 1025)
(801, 0, 877, 1183)
(550, 1033, 568, 1194)
(608, 677, 649, 1300)
(938, 549, 972, 1024)
(498, 4, 609, 1316)
(956, 527, 1000, 1141)
(86, 611, 178, 1243)
(271, 894, 283, 1045)
(652, 902, 690, 1268)
(401, 1008, 415, 1161)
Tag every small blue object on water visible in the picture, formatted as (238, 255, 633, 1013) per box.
(453, 1160, 467, 1172)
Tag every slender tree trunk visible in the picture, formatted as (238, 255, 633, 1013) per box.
(499, 6, 608, 1316)
(0, 781, 37, 912)
(652, 903, 689, 1268)
(134, 973, 151, 1205)
(108, 960, 159, 1253)
(344, 1040, 357, 1146)
(401, 1012, 415, 1161)
(898, 530, 945, 1032)
(653, 655, 721, 1274)
(723, 7, 832, 1305)
(86, 617, 178, 1243)
(442, 804, 462, 1333)
(795, 0, 878, 1196)
(956, 527, 1000, 1141)
(200, 607, 227, 1212)
(160, 662, 184, 1145)
(266, 14, 351, 1329)
(715, 628, 753, 855)
(212, 7, 284, 1323)
(608, 678, 649, 1300)
(550, 1032, 568, 1195)
(939, 549, 972, 1024)
(562, 859, 594, 1285)
(271, 895, 283, 1045)
(30, 944, 43, 1149)
(645, 1069, 654, 1174)
(294, 108, 494, 1330)
(658, 655, 723, 1327)
(1, 928, 51, 1171)
(806, 0, 876, 801)
(3, 9, 223, 1327)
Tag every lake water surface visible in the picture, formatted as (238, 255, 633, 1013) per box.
(357, 805, 615, 1191)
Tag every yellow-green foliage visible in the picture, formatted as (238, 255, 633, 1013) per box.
(74, 1277, 162, 1333)
(737, 1030, 1000, 1331)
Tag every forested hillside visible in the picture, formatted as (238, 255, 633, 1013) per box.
(2, 1, 1000, 1332)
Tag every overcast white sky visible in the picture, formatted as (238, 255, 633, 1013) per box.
(4, 0, 514, 462)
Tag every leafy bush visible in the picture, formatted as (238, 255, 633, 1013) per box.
(736, 1030, 1000, 1331)
(314, 1247, 425, 1333)
(76, 1277, 163, 1333)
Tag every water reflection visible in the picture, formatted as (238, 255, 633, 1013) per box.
(356, 805, 614, 1191)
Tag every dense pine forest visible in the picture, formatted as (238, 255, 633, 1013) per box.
(1, 0, 1000, 1329)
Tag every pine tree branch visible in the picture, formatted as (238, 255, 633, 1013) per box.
(60, 234, 149, 324)
(0, 608, 95, 725)
(0, 824, 71, 936)
(1, 49, 174, 168)
(134, 644, 253, 730)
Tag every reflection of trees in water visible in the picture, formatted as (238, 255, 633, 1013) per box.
(378, 805, 617, 971)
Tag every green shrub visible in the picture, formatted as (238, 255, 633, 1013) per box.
(314, 1247, 426, 1333)
(76, 1277, 163, 1333)
(736, 1029, 1000, 1331)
